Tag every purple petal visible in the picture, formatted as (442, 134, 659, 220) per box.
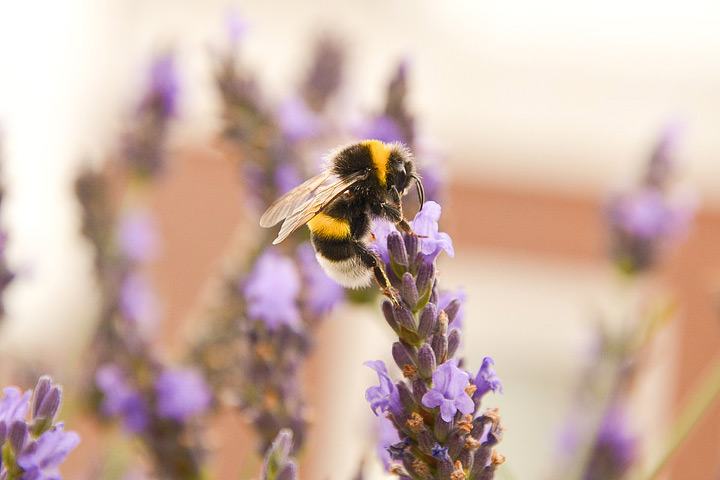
(455, 393, 475, 416)
(421, 390, 444, 409)
(439, 400, 457, 423)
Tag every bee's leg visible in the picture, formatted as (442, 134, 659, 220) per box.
(354, 242, 400, 305)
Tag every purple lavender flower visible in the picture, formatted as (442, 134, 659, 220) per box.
(584, 407, 637, 480)
(410, 201, 454, 260)
(368, 219, 396, 265)
(143, 52, 179, 118)
(119, 273, 161, 330)
(276, 97, 320, 142)
(376, 415, 400, 470)
(274, 164, 303, 196)
(297, 244, 343, 316)
(17, 425, 81, 480)
(439, 289, 466, 331)
(364, 360, 397, 416)
(607, 190, 681, 241)
(356, 115, 406, 144)
(95, 365, 149, 433)
(117, 208, 159, 262)
(155, 367, 212, 422)
(0, 377, 80, 479)
(0, 387, 31, 426)
(422, 362, 474, 422)
(244, 251, 302, 331)
(473, 357, 503, 400)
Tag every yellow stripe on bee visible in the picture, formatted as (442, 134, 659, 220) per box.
(307, 213, 352, 239)
(363, 140, 389, 186)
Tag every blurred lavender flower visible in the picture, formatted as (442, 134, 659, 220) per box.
(583, 407, 637, 480)
(0, 377, 79, 480)
(118, 273, 160, 331)
(261, 429, 298, 480)
(607, 123, 696, 274)
(117, 208, 159, 263)
(297, 244, 343, 317)
(364, 202, 505, 479)
(300, 36, 344, 113)
(123, 52, 178, 178)
(190, 29, 348, 458)
(276, 97, 321, 142)
(95, 365, 149, 433)
(244, 251, 302, 331)
(357, 115, 406, 144)
(155, 368, 213, 422)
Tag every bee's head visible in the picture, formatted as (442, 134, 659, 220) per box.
(387, 144, 425, 208)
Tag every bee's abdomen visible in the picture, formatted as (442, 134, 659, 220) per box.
(310, 235, 372, 288)
(307, 212, 351, 240)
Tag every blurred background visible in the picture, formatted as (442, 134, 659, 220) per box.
(0, 0, 719, 479)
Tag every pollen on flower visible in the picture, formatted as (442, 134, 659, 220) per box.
(465, 384, 477, 397)
(465, 437, 480, 451)
(450, 460, 467, 480)
(458, 414, 473, 434)
(491, 450, 506, 466)
(406, 412, 425, 433)
(403, 364, 418, 379)
(412, 458, 431, 476)
(484, 408, 501, 425)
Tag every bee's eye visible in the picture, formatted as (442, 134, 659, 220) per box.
(392, 162, 407, 189)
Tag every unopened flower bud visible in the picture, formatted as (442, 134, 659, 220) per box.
(404, 233, 419, 260)
(417, 344, 436, 379)
(431, 332, 448, 365)
(382, 300, 399, 332)
(401, 273, 419, 310)
(415, 261, 435, 298)
(393, 303, 417, 331)
(447, 329, 461, 359)
(417, 303, 437, 339)
(444, 298, 462, 325)
(392, 342, 416, 371)
(9, 420, 26, 453)
(388, 232, 408, 266)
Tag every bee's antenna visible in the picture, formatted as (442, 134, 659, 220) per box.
(410, 173, 425, 210)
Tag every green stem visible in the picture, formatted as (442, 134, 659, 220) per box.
(634, 355, 720, 480)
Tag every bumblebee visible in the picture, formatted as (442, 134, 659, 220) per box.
(260, 140, 424, 301)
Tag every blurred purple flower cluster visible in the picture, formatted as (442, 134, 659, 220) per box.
(76, 53, 214, 479)
(607, 122, 696, 273)
(364, 202, 504, 479)
(0, 377, 80, 479)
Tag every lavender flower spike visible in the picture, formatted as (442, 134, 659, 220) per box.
(155, 367, 213, 422)
(261, 429, 298, 480)
(422, 362, 475, 422)
(365, 201, 505, 477)
(0, 376, 80, 480)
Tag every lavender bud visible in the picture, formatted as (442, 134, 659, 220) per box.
(459, 450, 474, 474)
(417, 429, 436, 455)
(397, 382, 416, 414)
(9, 420, 27, 453)
(0, 421, 6, 445)
(35, 386, 61, 422)
(382, 301, 399, 332)
(411, 378, 428, 404)
(401, 273, 419, 310)
(392, 342, 415, 371)
(447, 431, 465, 460)
(429, 286, 439, 306)
(417, 344, 436, 379)
(447, 329, 461, 360)
(431, 332, 448, 365)
(471, 444, 493, 478)
(388, 232, 408, 266)
(404, 232, 419, 260)
(437, 458, 454, 479)
(444, 298, 462, 325)
(277, 463, 298, 480)
(417, 303, 437, 339)
(32, 376, 52, 418)
(415, 261, 434, 297)
(393, 303, 417, 331)
(434, 413, 451, 442)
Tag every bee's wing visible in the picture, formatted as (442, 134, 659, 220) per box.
(271, 170, 369, 245)
(259, 170, 333, 228)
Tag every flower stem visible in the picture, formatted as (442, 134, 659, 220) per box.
(633, 354, 720, 480)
